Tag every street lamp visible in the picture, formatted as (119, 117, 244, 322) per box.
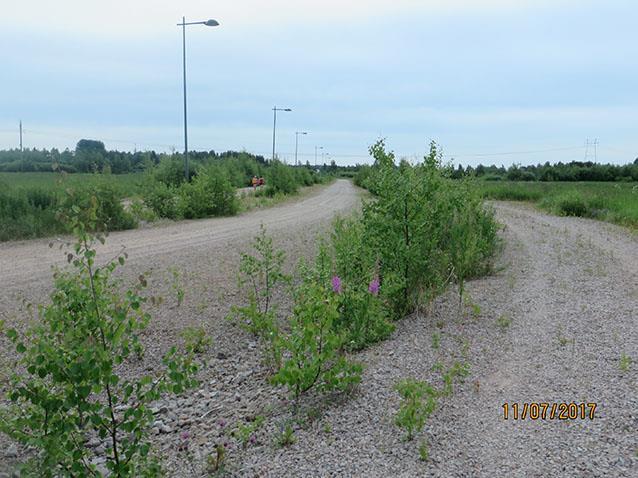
(272, 107, 292, 162)
(314, 146, 323, 168)
(177, 16, 220, 181)
(295, 131, 308, 166)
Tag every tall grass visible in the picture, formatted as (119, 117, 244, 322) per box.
(0, 172, 144, 196)
(477, 181, 638, 228)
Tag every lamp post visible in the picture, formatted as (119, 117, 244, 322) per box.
(294, 131, 308, 166)
(178, 16, 219, 181)
(314, 146, 323, 168)
(272, 107, 292, 162)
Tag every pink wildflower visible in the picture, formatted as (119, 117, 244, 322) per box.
(331, 276, 342, 294)
(368, 278, 380, 296)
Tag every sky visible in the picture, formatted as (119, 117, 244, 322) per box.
(1, 0, 637, 167)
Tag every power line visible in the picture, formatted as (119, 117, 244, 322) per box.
(449, 146, 584, 158)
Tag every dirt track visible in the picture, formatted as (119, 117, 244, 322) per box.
(0, 179, 358, 295)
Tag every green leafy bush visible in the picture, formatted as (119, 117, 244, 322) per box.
(153, 157, 190, 187)
(0, 206, 197, 476)
(354, 140, 497, 317)
(180, 326, 212, 354)
(547, 191, 589, 217)
(179, 167, 238, 219)
(394, 379, 438, 441)
(334, 282, 394, 351)
(58, 184, 137, 232)
(330, 217, 395, 349)
(0, 188, 62, 241)
(141, 179, 182, 219)
(229, 226, 291, 370)
(270, 279, 362, 408)
(265, 160, 299, 196)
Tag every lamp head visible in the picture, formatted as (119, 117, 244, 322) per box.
(204, 19, 220, 26)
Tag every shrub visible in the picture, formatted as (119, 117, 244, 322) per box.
(330, 216, 395, 349)
(270, 278, 362, 409)
(0, 189, 62, 241)
(265, 160, 298, 196)
(180, 326, 212, 354)
(179, 168, 238, 219)
(0, 205, 197, 477)
(548, 191, 590, 217)
(153, 157, 190, 187)
(58, 184, 137, 232)
(394, 379, 437, 441)
(141, 179, 182, 219)
(25, 188, 57, 210)
(356, 140, 497, 317)
(229, 226, 291, 370)
(334, 281, 394, 351)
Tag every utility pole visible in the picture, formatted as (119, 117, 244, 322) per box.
(295, 131, 308, 166)
(314, 145, 323, 168)
(272, 107, 292, 162)
(584, 138, 599, 163)
(177, 16, 220, 180)
(19, 120, 23, 171)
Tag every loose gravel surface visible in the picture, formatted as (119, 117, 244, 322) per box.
(1, 190, 636, 478)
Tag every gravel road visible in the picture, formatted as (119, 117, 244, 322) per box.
(239, 201, 637, 477)
(0, 180, 357, 298)
(0, 189, 636, 477)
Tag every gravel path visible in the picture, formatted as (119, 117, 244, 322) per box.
(0, 180, 357, 295)
(1, 193, 636, 477)
(237, 201, 637, 477)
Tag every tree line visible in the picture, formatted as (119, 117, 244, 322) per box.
(450, 159, 638, 182)
(0, 139, 269, 174)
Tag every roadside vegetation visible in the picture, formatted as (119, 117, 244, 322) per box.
(477, 181, 638, 228)
(0, 144, 327, 242)
(226, 139, 498, 462)
(449, 159, 638, 182)
(0, 201, 198, 476)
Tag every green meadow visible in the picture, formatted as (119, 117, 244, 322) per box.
(476, 181, 638, 229)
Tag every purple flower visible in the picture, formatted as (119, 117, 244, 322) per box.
(368, 278, 380, 296)
(249, 434, 257, 445)
(331, 276, 342, 294)
(178, 431, 190, 451)
(217, 419, 227, 428)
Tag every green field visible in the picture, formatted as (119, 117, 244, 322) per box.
(0, 173, 145, 242)
(476, 181, 638, 229)
(0, 163, 327, 241)
(0, 172, 145, 196)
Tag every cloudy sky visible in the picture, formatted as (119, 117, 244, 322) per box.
(1, 0, 636, 166)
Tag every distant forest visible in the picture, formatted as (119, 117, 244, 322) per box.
(1, 138, 637, 181)
(451, 159, 638, 182)
(0, 139, 269, 174)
